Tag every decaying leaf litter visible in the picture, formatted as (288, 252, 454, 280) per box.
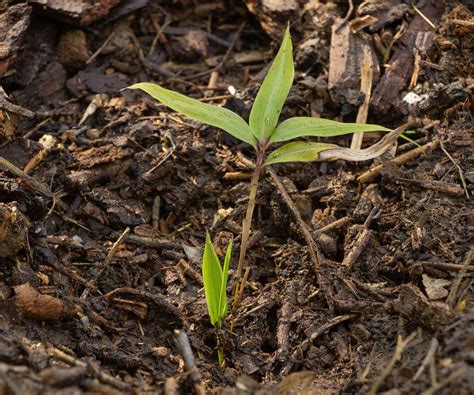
(0, 0, 472, 393)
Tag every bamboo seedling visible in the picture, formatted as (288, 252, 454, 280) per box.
(202, 232, 231, 365)
(127, 26, 409, 337)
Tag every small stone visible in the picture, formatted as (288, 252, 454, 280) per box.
(57, 29, 90, 70)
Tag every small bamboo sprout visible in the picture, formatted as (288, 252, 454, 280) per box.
(201, 232, 231, 365)
(126, 26, 411, 351)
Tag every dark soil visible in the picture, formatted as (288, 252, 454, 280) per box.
(0, 0, 473, 394)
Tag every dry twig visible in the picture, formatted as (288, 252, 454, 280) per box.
(48, 346, 130, 391)
(358, 138, 440, 184)
(267, 167, 334, 305)
(368, 331, 418, 395)
(80, 227, 130, 299)
(173, 330, 204, 395)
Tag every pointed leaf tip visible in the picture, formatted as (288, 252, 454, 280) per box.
(202, 232, 223, 326)
(249, 28, 294, 141)
(271, 117, 391, 143)
(128, 82, 257, 148)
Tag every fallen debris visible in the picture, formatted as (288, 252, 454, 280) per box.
(13, 283, 82, 320)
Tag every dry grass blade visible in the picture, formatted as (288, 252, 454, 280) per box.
(320, 123, 411, 162)
(351, 50, 373, 150)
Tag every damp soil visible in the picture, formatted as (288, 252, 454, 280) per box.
(0, 0, 473, 394)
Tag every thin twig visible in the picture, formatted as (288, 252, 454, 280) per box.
(421, 368, 465, 395)
(267, 167, 334, 306)
(368, 331, 418, 395)
(309, 314, 356, 341)
(80, 227, 130, 299)
(173, 330, 204, 395)
(336, 0, 354, 32)
(358, 138, 440, 183)
(87, 32, 115, 64)
(421, 261, 474, 273)
(412, 3, 436, 30)
(315, 216, 352, 235)
(0, 157, 68, 211)
(413, 337, 439, 381)
(440, 140, 470, 199)
(184, 22, 245, 80)
(446, 248, 474, 307)
(351, 50, 373, 150)
(48, 346, 130, 391)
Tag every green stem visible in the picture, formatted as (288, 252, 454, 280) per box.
(217, 333, 224, 366)
(231, 143, 267, 315)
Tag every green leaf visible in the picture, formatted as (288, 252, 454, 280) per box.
(202, 232, 223, 326)
(264, 141, 338, 165)
(249, 26, 294, 141)
(128, 82, 257, 148)
(218, 239, 232, 322)
(270, 117, 390, 143)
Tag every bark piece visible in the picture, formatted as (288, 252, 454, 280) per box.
(3, 18, 57, 87)
(0, 202, 30, 258)
(29, 0, 122, 26)
(244, 0, 300, 38)
(171, 30, 208, 63)
(12, 62, 67, 109)
(371, 0, 445, 114)
(394, 283, 453, 330)
(0, 4, 32, 77)
(13, 283, 82, 320)
(328, 21, 379, 113)
(358, 0, 410, 32)
(67, 66, 129, 95)
(422, 274, 451, 300)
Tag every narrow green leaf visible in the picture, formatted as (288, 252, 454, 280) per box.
(270, 117, 390, 143)
(202, 232, 223, 326)
(218, 239, 232, 323)
(249, 26, 294, 141)
(128, 82, 257, 148)
(264, 141, 337, 165)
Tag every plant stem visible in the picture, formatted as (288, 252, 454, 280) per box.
(216, 333, 224, 366)
(231, 143, 267, 316)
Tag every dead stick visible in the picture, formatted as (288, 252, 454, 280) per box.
(368, 331, 417, 395)
(342, 228, 372, 270)
(421, 261, 474, 273)
(413, 337, 439, 381)
(173, 330, 204, 395)
(87, 32, 115, 64)
(309, 314, 355, 341)
(440, 140, 470, 199)
(267, 168, 334, 305)
(351, 50, 373, 150)
(342, 207, 380, 270)
(336, 0, 354, 32)
(0, 157, 68, 211)
(184, 22, 245, 80)
(80, 227, 130, 299)
(49, 346, 130, 391)
(446, 248, 474, 307)
(357, 139, 440, 183)
(315, 216, 352, 235)
(421, 368, 465, 395)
